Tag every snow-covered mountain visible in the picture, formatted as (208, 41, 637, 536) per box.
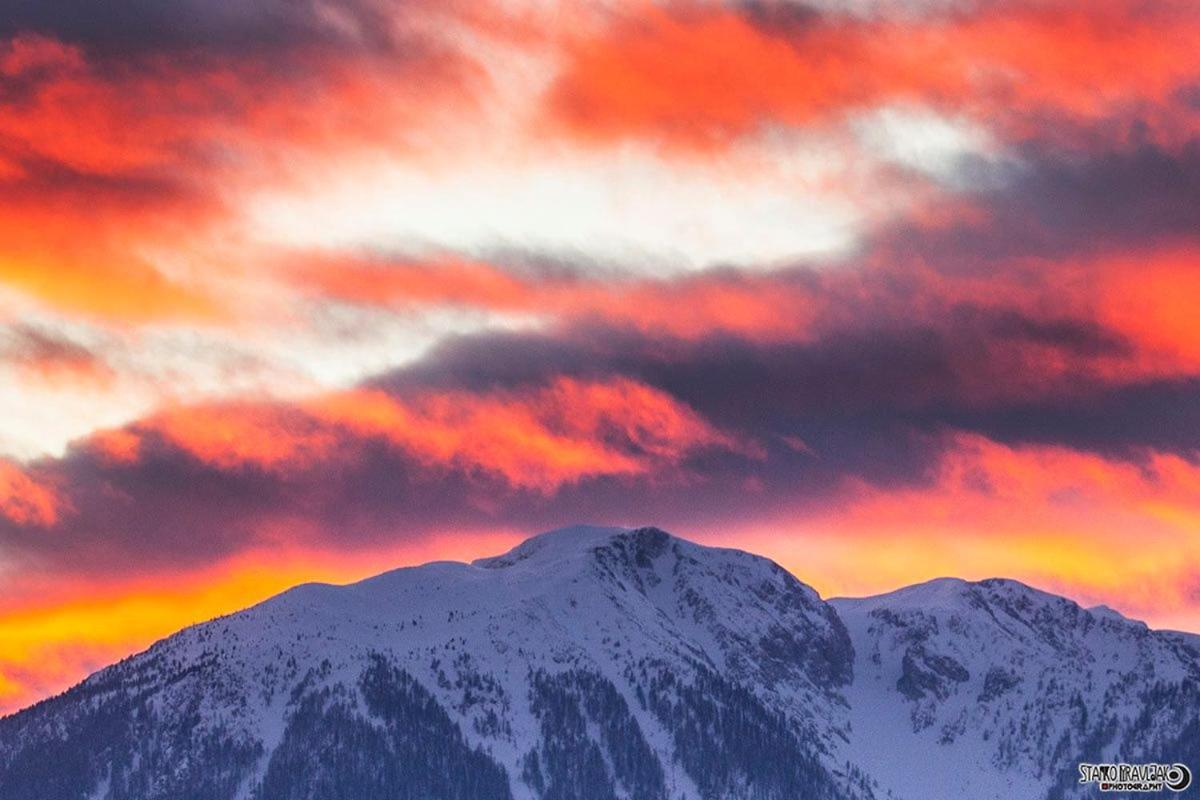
(832, 579, 1199, 799)
(0, 526, 1196, 800)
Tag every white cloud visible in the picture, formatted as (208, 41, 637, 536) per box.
(851, 105, 1001, 186)
(245, 137, 866, 272)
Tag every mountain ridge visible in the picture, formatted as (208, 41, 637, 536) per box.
(1, 524, 1196, 800)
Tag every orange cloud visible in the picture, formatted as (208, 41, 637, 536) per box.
(127, 377, 747, 492)
(546, 1, 1200, 148)
(296, 253, 819, 341)
(147, 405, 341, 471)
(85, 428, 142, 464)
(320, 379, 752, 491)
(300, 256, 535, 312)
(1096, 246, 1200, 371)
(0, 196, 224, 323)
(0, 36, 239, 321)
(548, 6, 887, 146)
(0, 461, 60, 527)
(0, 29, 478, 323)
(736, 433, 1200, 629)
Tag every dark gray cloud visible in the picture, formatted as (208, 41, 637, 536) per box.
(879, 139, 1200, 266)
(937, 378, 1200, 458)
(0, 0, 405, 56)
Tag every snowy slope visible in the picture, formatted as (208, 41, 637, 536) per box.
(831, 578, 1200, 800)
(0, 525, 1196, 800)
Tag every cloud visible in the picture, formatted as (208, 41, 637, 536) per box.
(0, 374, 752, 576)
(0, 324, 111, 383)
(292, 253, 823, 340)
(5, 252, 1194, 579)
(877, 141, 1200, 267)
(126, 377, 748, 490)
(0, 462, 60, 527)
(0, 20, 477, 321)
(246, 137, 866, 269)
(774, 433, 1200, 615)
(303, 245, 1173, 411)
(544, 1, 1200, 148)
(0, 0, 413, 56)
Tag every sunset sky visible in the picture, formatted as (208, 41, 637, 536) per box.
(2, 0, 1200, 713)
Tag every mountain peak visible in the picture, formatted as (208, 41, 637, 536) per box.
(833, 574, 1097, 623)
(471, 524, 654, 569)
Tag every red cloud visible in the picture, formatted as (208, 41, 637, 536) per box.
(1095, 246, 1200, 372)
(0, 27, 477, 322)
(124, 377, 751, 493)
(545, 1, 1200, 148)
(295, 253, 820, 341)
(0, 462, 60, 527)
